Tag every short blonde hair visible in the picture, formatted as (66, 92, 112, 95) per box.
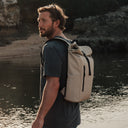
(38, 4, 68, 31)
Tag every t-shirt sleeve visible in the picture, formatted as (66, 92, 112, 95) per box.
(42, 45, 62, 77)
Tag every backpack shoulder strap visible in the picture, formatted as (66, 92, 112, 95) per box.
(53, 36, 71, 46)
(49, 36, 93, 56)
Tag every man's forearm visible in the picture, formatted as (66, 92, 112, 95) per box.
(36, 78, 60, 121)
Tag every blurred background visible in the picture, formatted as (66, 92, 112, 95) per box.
(0, 0, 128, 52)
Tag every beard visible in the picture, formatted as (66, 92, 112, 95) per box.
(39, 25, 55, 38)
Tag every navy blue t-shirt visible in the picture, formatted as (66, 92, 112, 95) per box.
(40, 39, 80, 128)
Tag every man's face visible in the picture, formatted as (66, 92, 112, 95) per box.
(37, 11, 55, 38)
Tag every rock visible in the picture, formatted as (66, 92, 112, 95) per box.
(77, 36, 128, 53)
(73, 5, 128, 53)
(2, 0, 17, 6)
(0, 0, 20, 27)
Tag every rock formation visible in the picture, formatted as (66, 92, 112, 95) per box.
(73, 6, 128, 52)
(0, 0, 20, 27)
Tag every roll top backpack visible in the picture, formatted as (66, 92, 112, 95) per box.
(54, 36, 94, 103)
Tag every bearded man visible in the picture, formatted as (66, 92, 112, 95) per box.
(32, 4, 80, 128)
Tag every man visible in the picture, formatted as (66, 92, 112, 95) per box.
(32, 4, 80, 128)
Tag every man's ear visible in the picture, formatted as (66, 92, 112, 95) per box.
(54, 20, 60, 28)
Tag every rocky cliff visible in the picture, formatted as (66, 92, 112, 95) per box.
(0, 0, 20, 38)
(0, 0, 20, 27)
(73, 6, 128, 52)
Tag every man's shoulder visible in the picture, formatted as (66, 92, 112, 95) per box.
(44, 39, 67, 50)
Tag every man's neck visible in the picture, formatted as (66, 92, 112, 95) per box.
(47, 29, 68, 40)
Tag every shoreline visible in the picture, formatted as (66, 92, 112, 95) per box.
(0, 33, 77, 61)
(1, 32, 128, 62)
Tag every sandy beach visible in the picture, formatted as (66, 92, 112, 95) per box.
(0, 33, 77, 60)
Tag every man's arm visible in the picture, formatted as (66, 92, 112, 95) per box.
(32, 77, 60, 128)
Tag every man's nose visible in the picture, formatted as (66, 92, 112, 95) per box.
(38, 22, 41, 28)
(38, 22, 43, 28)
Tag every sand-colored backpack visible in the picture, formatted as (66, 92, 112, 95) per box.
(52, 36, 94, 102)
